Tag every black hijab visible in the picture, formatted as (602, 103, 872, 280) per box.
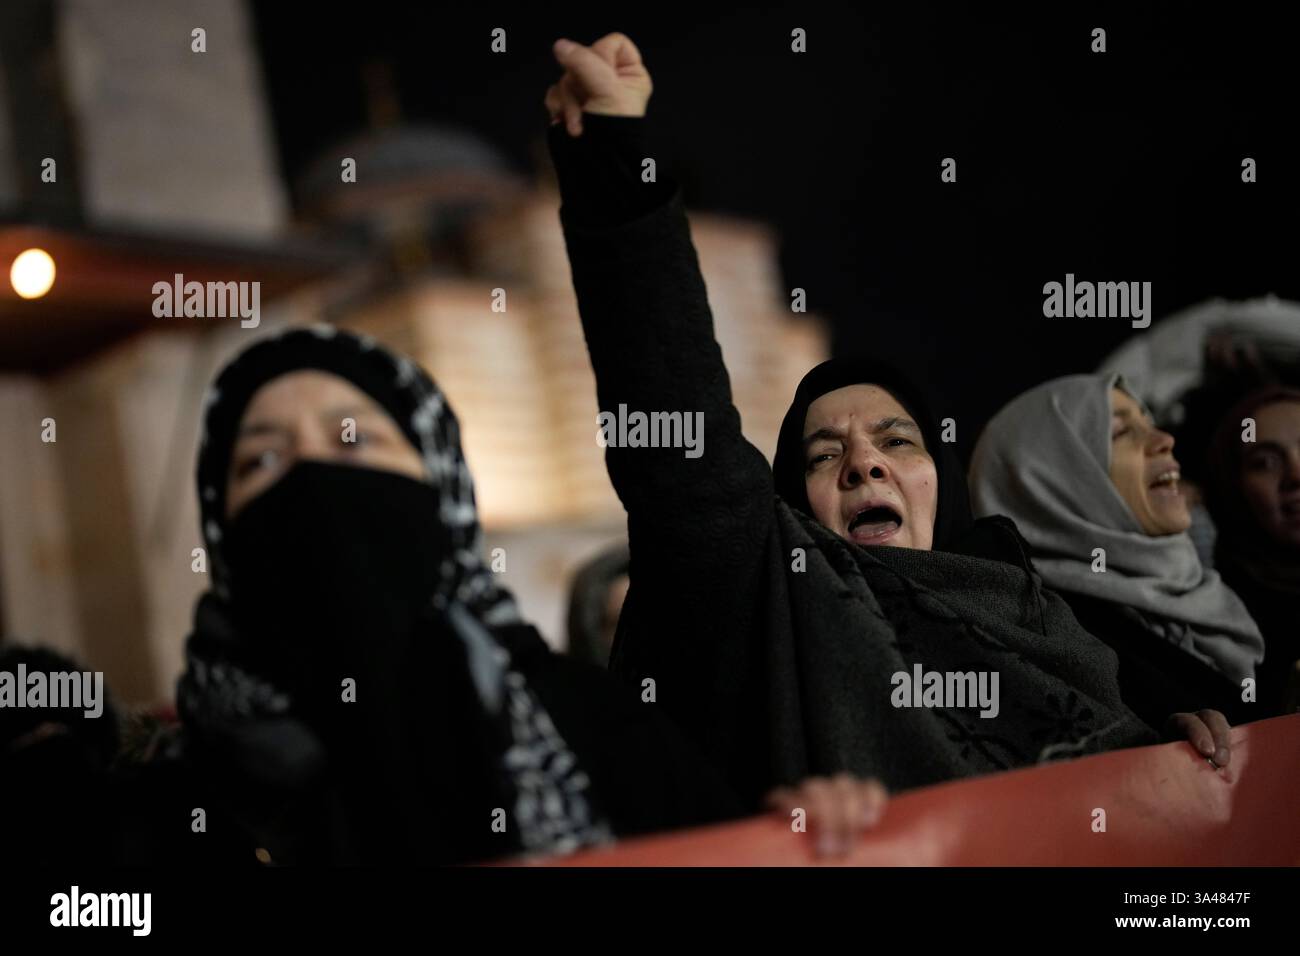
(771, 359, 975, 552)
(177, 324, 613, 862)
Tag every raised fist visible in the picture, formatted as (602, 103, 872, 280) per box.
(545, 33, 653, 136)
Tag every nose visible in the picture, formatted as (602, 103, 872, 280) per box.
(1283, 450, 1300, 488)
(841, 442, 889, 489)
(1147, 424, 1176, 457)
(288, 417, 342, 465)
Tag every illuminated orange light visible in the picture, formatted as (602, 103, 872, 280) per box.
(10, 248, 56, 299)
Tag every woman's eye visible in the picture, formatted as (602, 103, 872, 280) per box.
(236, 449, 280, 477)
(884, 437, 912, 448)
(1111, 426, 1131, 441)
(806, 453, 834, 471)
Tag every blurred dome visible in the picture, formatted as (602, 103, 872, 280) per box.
(295, 124, 527, 242)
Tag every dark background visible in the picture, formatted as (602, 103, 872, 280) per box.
(250, 2, 1297, 456)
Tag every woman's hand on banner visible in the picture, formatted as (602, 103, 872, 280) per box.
(1166, 709, 1233, 769)
(765, 773, 889, 859)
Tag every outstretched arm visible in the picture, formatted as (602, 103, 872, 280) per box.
(544, 34, 776, 567)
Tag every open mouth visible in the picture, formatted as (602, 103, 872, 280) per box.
(848, 504, 903, 545)
(1148, 469, 1181, 497)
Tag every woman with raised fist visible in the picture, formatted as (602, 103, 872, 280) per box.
(544, 33, 1231, 808)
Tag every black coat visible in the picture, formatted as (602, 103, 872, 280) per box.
(548, 115, 1156, 807)
(1061, 592, 1254, 729)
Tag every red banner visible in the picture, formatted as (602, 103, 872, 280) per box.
(524, 714, 1300, 866)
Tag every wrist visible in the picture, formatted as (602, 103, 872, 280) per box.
(582, 98, 647, 119)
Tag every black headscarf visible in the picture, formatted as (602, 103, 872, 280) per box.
(771, 359, 974, 552)
(177, 324, 612, 861)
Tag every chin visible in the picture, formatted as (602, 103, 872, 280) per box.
(1152, 514, 1192, 536)
(1144, 499, 1191, 536)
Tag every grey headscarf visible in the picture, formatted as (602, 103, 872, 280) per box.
(968, 373, 1263, 685)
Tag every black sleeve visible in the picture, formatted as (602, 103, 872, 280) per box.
(546, 111, 776, 582)
(547, 113, 782, 804)
(547, 113, 673, 227)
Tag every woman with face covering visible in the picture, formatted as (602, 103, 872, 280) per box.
(1205, 386, 1300, 714)
(539, 35, 1239, 810)
(969, 375, 1266, 731)
(155, 324, 767, 865)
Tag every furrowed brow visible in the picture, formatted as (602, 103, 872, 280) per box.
(872, 417, 919, 434)
(803, 418, 920, 450)
(802, 426, 844, 451)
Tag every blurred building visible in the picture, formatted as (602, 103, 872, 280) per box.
(341, 192, 827, 662)
(0, 0, 826, 706)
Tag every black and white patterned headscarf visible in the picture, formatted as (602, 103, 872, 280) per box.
(178, 323, 611, 857)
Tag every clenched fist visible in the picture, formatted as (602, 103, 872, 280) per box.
(545, 33, 653, 136)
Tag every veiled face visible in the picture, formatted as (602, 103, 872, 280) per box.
(1108, 388, 1191, 536)
(802, 384, 938, 550)
(225, 370, 426, 519)
(1237, 399, 1300, 550)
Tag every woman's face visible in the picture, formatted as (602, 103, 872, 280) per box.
(225, 370, 426, 520)
(802, 384, 938, 550)
(1237, 399, 1300, 551)
(1108, 387, 1191, 536)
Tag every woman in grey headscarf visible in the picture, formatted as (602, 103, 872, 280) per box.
(969, 374, 1265, 730)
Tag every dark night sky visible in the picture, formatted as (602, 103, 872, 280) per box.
(249, 3, 1297, 457)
